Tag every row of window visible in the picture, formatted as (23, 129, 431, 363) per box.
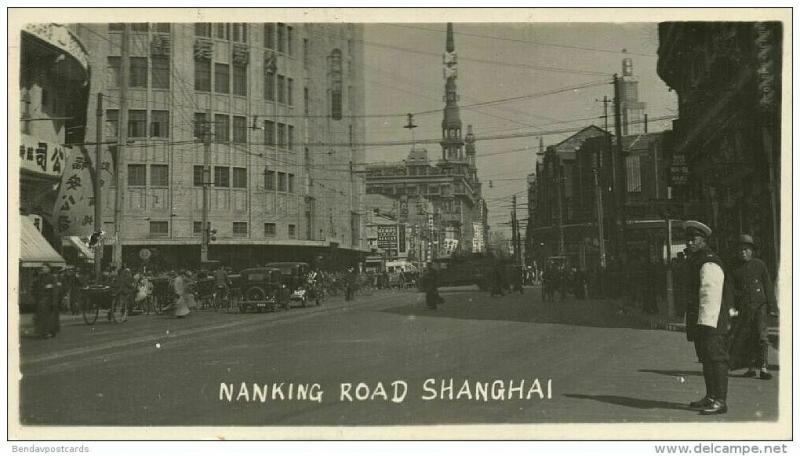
(127, 164, 298, 192)
(263, 72, 294, 105)
(109, 23, 170, 33)
(194, 23, 250, 43)
(107, 56, 170, 90)
(149, 221, 297, 238)
(194, 61, 248, 96)
(107, 109, 169, 139)
(192, 113, 296, 147)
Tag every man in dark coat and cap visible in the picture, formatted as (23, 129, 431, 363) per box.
(728, 234, 777, 379)
(683, 221, 734, 415)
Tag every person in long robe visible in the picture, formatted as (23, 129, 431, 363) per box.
(171, 271, 191, 318)
(33, 264, 60, 338)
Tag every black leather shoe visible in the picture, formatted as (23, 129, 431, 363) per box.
(700, 400, 728, 415)
(689, 396, 713, 409)
(759, 371, 773, 380)
(743, 370, 757, 378)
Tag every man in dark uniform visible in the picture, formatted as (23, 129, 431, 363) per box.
(729, 234, 777, 379)
(422, 262, 442, 310)
(683, 221, 733, 415)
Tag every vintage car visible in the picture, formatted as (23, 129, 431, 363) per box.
(263, 262, 321, 307)
(233, 267, 288, 313)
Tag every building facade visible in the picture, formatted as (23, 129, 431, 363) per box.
(19, 24, 91, 264)
(364, 23, 488, 259)
(657, 22, 782, 273)
(59, 22, 367, 269)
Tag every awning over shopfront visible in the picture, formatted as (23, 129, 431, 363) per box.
(20, 217, 66, 268)
(64, 236, 94, 262)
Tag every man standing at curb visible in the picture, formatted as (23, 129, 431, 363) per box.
(683, 221, 733, 415)
(729, 234, 778, 380)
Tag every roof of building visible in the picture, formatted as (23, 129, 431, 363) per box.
(550, 125, 609, 160)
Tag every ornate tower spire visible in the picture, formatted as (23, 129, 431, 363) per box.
(441, 22, 463, 163)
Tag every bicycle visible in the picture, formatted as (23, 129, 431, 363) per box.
(81, 285, 127, 324)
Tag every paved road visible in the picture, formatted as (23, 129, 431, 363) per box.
(18, 287, 779, 426)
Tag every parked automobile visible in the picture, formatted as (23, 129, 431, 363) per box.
(263, 262, 316, 307)
(233, 267, 287, 313)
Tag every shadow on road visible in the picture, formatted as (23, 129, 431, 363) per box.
(381, 292, 656, 330)
(639, 369, 703, 377)
(564, 393, 691, 411)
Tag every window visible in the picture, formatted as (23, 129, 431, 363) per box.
(233, 222, 248, 237)
(214, 166, 230, 187)
(287, 78, 293, 106)
(277, 75, 285, 103)
(149, 221, 168, 236)
(265, 169, 276, 190)
(330, 49, 343, 120)
(277, 23, 285, 53)
(150, 165, 168, 187)
(277, 123, 286, 148)
(233, 167, 247, 188)
(626, 155, 642, 192)
(128, 164, 146, 186)
(288, 173, 295, 193)
(151, 56, 170, 89)
(264, 24, 274, 49)
(288, 224, 296, 239)
(107, 57, 121, 88)
(215, 23, 229, 40)
(150, 110, 169, 138)
(264, 71, 275, 101)
(232, 116, 247, 143)
(233, 64, 247, 96)
(195, 60, 211, 91)
(304, 87, 309, 114)
(106, 109, 119, 138)
(264, 223, 276, 236)
(193, 221, 203, 235)
(109, 24, 124, 32)
(193, 165, 204, 186)
(194, 112, 207, 140)
(232, 23, 243, 42)
(265, 120, 275, 146)
(214, 114, 229, 143)
(215, 63, 229, 93)
(288, 125, 294, 150)
(130, 57, 148, 88)
(195, 23, 211, 37)
(131, 23, 149, 32)
(287, 26, 293, 56)
(153, 23, 170, 33)
(278, 172, 287, 192)
(128, 110, 147, 138)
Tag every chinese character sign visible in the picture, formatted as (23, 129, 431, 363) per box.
(20, 134, 70, 178)
(52, 146, 104, 237)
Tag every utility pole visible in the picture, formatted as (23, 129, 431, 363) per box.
(112, 24, 130, 268)
(555, 169, 565, 256)
(612, 74, 627, 255)
(593, 167, 606, 269)
(93, 93, 104, 281)
(201, 107, 212, 263)
(665, 215, 675, 318)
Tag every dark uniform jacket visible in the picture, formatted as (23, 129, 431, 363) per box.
(732, 258, 776, 313)
(685, 248, 734, 340)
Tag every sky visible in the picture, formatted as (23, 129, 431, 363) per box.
(362, 23, 677, 235)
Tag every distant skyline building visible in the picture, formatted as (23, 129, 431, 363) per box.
(619, 57, 647, 136)
(365, 23, 488, 260)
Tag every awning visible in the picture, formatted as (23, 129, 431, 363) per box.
(20, 217, 66, 268)
(64, 236, 94, 262)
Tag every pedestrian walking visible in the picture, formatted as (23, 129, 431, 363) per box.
(171, 270, 192, 318)
(490, 261, 504, 297)
(422, 263, 443, 310)
(683, 221, 733, 415)
(728, 234, 777, 380)
(33, 264, 60, 338)
(344, 266, 357, 301)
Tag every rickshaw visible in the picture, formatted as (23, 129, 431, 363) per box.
(234, 267, 287, 313)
